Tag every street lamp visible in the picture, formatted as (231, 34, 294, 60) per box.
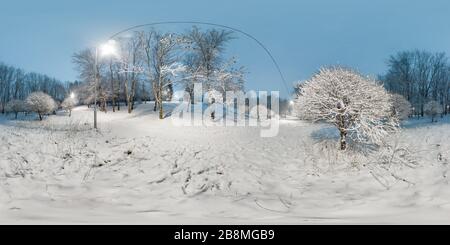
(94, 40, 118, 129)
(100, 40, 118, 57)
(70, 92, 75, 99)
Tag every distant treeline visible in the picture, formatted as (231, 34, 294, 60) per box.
(380, 50, 450, 116)
(0, 62, 71, 113)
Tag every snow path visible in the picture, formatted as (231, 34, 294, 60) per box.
(1, 104, 450, 224)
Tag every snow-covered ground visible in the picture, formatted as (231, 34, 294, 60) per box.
(1, 103, 450, 224)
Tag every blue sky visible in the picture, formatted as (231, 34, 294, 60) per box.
(1, 0, 450, 97)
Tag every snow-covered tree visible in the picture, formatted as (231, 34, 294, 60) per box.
(184, 27, 234, 92)
(6, 99, 26, 119)
(198, 59, 245, 119)
(72, 49, 110, 112)
(424, 100, 443, 122)
(140, 31, 184, 119)
(390, 93, 412, 120)
(116, 34, 144, 114)
(61, 97, 77, 117)
(295, 67, 398, 150)
(184, 27, 241, 119)
(210, 58, 245, 97)
(26, 92, 56, 121)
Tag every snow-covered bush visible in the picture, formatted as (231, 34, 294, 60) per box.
(424, 100, 443, 122)
(390, 94, 412, 120)
(294, 67, 398, 150)
(61, 97, 77, 117)
(6, 99, 26, 119)
(26, 92, 57, 121)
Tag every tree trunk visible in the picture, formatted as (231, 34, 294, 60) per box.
(336, 112, 347, 150)
(102, 98, 107, 113)
(124, 79, 129, 108)
(39, 113, 43, 121)
(339, 129, 347, 150)
(152, 81, 158, 111)
(110, 62, 116, 113)
(110, 93, 115, 112)
(130, 80, 136, 112)
(159, 102, 164, 119)
(210, 98, 215, 119)
(128, 97, 132, 114)
(167, 83, 173, 101)
(15, 112, 18, 119)
(158, 87, 164, 119)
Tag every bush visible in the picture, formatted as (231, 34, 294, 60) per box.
(26, 92, 57, 121)
(61, 97, 77, 116)
(390, 94, 412, 120)
(6, 100, 26, 119)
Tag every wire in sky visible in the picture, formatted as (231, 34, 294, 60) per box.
(108, 21, 291, 97)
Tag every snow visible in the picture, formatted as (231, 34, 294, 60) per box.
(1, 103, 450, 224)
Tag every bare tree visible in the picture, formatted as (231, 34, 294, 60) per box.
(0, 64, 14, 113)
(184, 27, 234, 118)
(6, 99, 26, 119)
(390, 93, 412, 120)
(1, 62, 66, 114)
(72, 49, 109, 111)
(424, 100, 443, 122)
(107, 58, 121, 112)
(140, 31, 157, 110)
(382, 50, 450, 117)
(70, 26, 245, 120)
(117, 34, 143, 113)
(142, 31, 183, 119)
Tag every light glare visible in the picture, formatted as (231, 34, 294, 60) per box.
(100, 40, 117, 57)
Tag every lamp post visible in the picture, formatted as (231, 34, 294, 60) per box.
(93, 40, 117, 129)
(94, 47, 98, 129)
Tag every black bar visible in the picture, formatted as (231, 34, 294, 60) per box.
(0, 225, 446, 243)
